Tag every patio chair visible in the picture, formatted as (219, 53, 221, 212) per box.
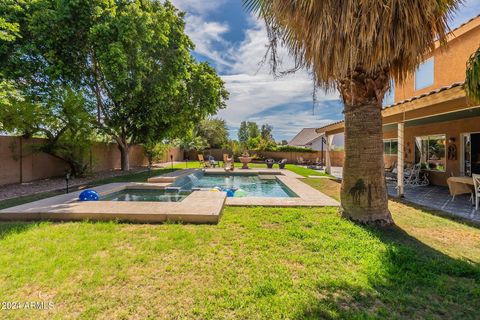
(297, 157, 308, 165)
(223, 154, 234, 171)
(473, 174, 480, 211)
(385, 161, 397, 173)
(278, 159, 287, 169)
(265, 158, 275, 169)
(307, 157, 324, 170)
(404, 163, 429, 187)
(198, 154, 211, 168)
(207, 155, 218, 168)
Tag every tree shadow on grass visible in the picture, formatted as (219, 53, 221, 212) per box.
(0, 222, 41, 240)
(299, 225, 480, 319)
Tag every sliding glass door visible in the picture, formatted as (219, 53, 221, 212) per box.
(472, 133, 480, 175)
(462, 132, 480, 176)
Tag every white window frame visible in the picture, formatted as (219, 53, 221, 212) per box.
(414, 134, 446, 172)
(383, 139, 398, 155)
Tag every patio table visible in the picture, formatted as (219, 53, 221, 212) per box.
(447, 176, 474, 202)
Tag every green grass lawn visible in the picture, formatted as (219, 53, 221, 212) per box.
(0, 167, 479, 319)
(176, 160, 329, 177)
(0, 206, 479, 319)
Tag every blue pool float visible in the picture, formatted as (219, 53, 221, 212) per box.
(79, 189, 100, 201)
(225, 189, 235, 197)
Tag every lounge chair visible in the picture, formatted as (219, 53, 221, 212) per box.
(198, 154, 207, 168)
(278, 159, 287, 169)
(198, 154, 211, 168)
(265, 158, 275, 169)
(223, 154, 234, 171)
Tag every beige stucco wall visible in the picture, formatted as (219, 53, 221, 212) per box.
(395, 22, 480, 102)
(0, 136, 183, 186)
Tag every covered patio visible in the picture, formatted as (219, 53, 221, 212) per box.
(318, 83, 480, 222)
(386, 182, 480, 223)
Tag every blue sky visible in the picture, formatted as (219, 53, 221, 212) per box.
(171, 0, 480, 141)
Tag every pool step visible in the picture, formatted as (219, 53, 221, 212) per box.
(147, 168, 200, 183)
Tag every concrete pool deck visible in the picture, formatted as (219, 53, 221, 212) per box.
(0, 182, 226, 224)
(0, 168, 339, 224)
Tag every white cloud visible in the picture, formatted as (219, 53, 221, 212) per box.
(218, 19, 340, 140)
(171, 1, 342, 140)
(184, 15, 232, 68)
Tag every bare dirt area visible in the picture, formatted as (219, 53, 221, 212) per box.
(0, 167, 147, 201)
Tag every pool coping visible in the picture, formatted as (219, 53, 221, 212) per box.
(0, 182, 226, 224)
(0, 168, 339, 224)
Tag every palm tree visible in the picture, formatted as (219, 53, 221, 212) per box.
(466, 47, 480, 104)
(244, 0, 459, 225)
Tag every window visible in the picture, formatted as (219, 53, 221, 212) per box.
(414, 134, 446, 172)
(415, 57, 434, 90)
(383, 80, 395, 106)
(383, 139, 398, 155)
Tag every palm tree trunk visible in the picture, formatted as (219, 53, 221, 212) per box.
(338, 67, 393, 226)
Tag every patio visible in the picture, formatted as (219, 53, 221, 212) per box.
(387, 182, 480, 223)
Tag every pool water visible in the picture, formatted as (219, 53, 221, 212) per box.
(179, 173, 297, 198)
(100, 173, 296, 202)
(101, 189, 191, 202)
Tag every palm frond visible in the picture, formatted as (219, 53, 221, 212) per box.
(465, 46, 480, 104)
(243, 0, 461, 87)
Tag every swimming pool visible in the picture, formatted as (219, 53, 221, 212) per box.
(173, 173, 297, 198)
(100, 172, 297, 202)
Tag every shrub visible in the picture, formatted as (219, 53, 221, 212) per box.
(272, 145, 316, 153)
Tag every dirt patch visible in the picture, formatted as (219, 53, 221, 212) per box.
(0, 168, 147, 201)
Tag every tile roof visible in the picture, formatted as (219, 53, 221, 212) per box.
(450, 14, 480, 34)
(382, 82, 464, 109)
(289, 128, 323, 146)
(315, 82, 465, 132)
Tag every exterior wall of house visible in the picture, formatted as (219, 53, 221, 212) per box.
(382, 115, 480, 186)
(394, 21, 480, 103)
(309, 138, 324, 151)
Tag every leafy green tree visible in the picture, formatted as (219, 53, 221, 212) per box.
(2, 0, 227, 171)
(0, 86, 95, 176)
(0, 2, 22, 109)
(247, 122, 260, 140)
(260, 124, 274, 142)
(174, 133, 209, 157)
(196, 118, 230, 149)
(143, 141, 170, 168)
(238, 121, 249, 144)
(238, 121, 261, 145)
(247, 136, 276, 151)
